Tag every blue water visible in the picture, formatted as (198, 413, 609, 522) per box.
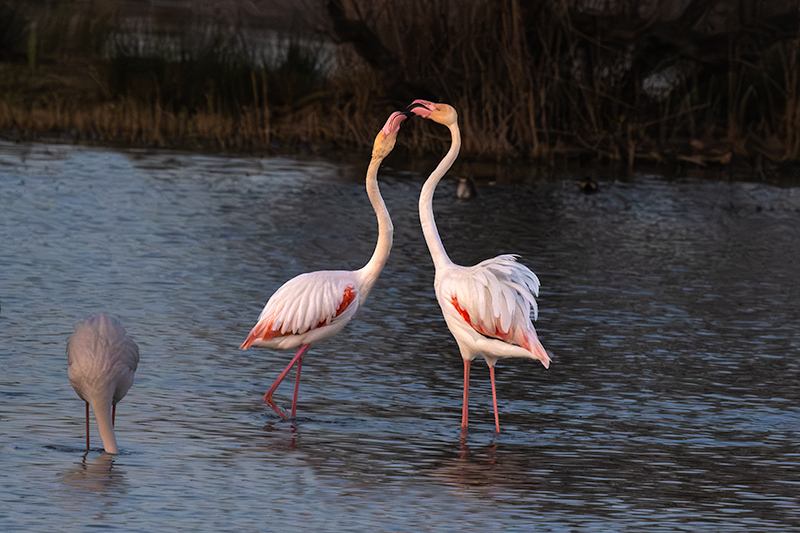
(1, 141, 799, 531)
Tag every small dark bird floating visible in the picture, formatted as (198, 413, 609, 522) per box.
(456, 176, 477, 199)
(580, 176, 598, 194)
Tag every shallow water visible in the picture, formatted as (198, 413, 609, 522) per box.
(1, 141, 799, 531)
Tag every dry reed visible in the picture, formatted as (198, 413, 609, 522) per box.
(0, 0, 798, 177)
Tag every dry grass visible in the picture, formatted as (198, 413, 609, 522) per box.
(1, 0, 799, 176)
(346, 0, 800, 171)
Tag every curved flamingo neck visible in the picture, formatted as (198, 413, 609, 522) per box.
(419, 121, 461, 270)
(358, 156, 394, 299)
(92, 397, 119, 454)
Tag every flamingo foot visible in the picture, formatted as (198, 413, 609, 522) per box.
(264, 393, 292, 420)
(263, 344, 309, 420)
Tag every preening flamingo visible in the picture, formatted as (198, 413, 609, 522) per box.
(67, 313, 139, 454)
(240, 111, 410, 419)
(407, 99, 550, 434)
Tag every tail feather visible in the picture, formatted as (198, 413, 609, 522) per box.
(239, 318, 277, 350)
(524, 332, 551, 369)
(239, 332, 257, 350)
(501, 322, 550, 369)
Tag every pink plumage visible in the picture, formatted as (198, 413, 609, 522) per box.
(407, 99, 550, 434)
(240, 111, 410, 419)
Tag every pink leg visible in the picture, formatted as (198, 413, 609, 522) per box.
(264, 344, 310, 420)
(85, 401, 90, 452)
(290, 353, 303, 418)
(461, 360, 470, 430)
(489, 365, 500, 434)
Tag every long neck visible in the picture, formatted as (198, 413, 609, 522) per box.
(92, 397, 119, 454)
(357, 156, 394, 300)
(419, 121, 461, 270)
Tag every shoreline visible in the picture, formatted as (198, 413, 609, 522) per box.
(2, 1, 799, 186)
(3, 124, 797, 188)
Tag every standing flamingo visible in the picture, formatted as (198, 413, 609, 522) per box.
(67, 313, 139, 454)
(240, 111, 410, 419)
(407, 100, 550, 434)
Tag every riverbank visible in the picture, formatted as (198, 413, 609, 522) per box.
(1, 1, 799, 184)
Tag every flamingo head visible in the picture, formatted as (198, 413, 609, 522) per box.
(373, 111, 412, 158)
(406, 99, 458, 126)
(381, 111, 411, 136)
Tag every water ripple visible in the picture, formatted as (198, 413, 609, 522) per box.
(1, 142, 799, 531)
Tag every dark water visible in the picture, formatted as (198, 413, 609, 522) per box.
(1, 141, 799, 531)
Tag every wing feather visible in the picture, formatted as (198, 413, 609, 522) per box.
(441, 255, 541, 342)
(240, 271, 359, 349)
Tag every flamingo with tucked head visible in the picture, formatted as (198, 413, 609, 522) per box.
(407, 99, 551, 434)
(67, 313, 139, 454)
(240, 111, 411, 419)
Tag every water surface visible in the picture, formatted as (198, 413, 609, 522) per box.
(1, 141, 799, 531)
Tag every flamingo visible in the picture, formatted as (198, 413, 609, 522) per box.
(240, 110, 410, 419)
(67, 313, 139, 454)
(407, 99, 551, 434)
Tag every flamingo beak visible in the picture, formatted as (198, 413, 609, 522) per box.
(405, 99, 436, 118)
(381, 111, 413, 136)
